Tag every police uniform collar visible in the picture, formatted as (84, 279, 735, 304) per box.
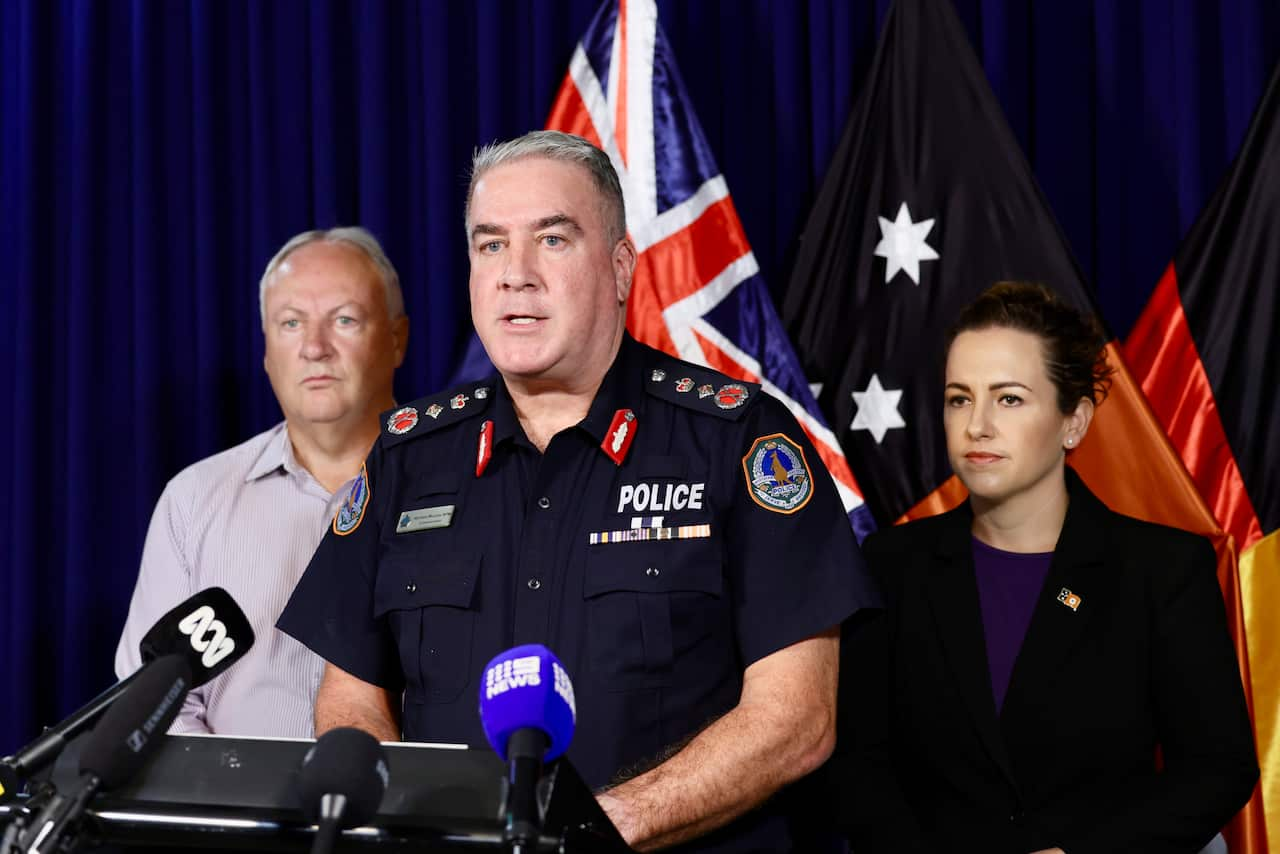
(487, 380, 526, 448)
(577, 333, 645, 447)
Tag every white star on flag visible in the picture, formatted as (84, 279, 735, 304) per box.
(874, 202, 939, 285)
(850, 374, 906, 444)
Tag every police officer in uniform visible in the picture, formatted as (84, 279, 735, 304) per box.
(278, 131, 876, 851)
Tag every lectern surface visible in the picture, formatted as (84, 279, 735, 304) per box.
(10, 733, 630, 852)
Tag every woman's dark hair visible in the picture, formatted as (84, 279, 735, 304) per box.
(945, 281, 1114, 414)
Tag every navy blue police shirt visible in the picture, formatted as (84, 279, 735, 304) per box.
(278, 335, 875, 849)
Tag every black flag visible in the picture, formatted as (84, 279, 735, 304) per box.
(782, 0, 1104, 525)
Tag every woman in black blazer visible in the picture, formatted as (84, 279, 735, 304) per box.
(835, 283, 1257, 854)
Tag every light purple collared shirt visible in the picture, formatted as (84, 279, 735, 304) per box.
(115, 422, 356, 737)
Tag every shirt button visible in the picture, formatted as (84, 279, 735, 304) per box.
(537, 496, 551, 510)
(646, 567, 660, 577)
(527, 578, 542, 590)
(406, 581, 417, 594)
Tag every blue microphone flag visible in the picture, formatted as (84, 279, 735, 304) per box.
(478, 644, 576, 762)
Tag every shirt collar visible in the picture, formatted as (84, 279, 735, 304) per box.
(487, 334, 645, 451)
(245, 422, 293, 482)
(577, 333, 644, 446)
(488, 381, 525, 448)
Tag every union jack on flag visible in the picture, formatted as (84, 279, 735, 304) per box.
(548, 0, 875, 538)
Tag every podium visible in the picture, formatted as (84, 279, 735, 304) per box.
(1, 733, 629, 852)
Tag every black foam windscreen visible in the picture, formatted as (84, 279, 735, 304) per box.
(296, 727, 390, 828)
(138, 586, 254, 685)
(79, 654, 191, 789)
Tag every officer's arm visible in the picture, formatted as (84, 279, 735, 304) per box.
(314, 661, 401, 743)
(596, 627, 838, 850)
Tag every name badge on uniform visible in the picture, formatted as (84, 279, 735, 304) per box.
(396, 505, 455, 534)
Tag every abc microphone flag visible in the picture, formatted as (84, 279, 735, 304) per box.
(139, 586, 255, 677)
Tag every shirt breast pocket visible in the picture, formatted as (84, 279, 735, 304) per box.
(392, 473, 461, 537)
(373, 547, 481, 704)
(583, 537, 727, 691)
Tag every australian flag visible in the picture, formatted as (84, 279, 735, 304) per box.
(456, 0, 875, 540)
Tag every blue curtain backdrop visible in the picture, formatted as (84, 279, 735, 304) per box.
(2, 0, 1278, 752)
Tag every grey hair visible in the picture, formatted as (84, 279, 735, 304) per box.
(258, 226, 405, 328)
(466, 130, 627, 244)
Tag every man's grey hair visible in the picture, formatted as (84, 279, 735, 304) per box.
(466, 130, 628, 245)
(258, 226, 405, 329)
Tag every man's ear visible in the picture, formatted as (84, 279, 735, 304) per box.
(391, 314, 410, 368)
(613, 237, 638, 304)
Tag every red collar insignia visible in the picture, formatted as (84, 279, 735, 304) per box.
(601, 409, 638, 465)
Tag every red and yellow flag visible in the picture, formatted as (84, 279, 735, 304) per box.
(1125, 65, 1280, 853)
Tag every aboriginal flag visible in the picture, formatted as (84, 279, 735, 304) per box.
(1125, 62, 1280, 850)
(781, 0, 1265, 847)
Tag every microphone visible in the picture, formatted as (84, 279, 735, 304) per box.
(20, 654, 191, 854)
(478, 645, 576, 854)
(0, 587, 254, 798)
(136, 585, 254, 669)
(295, 728, 390, 854)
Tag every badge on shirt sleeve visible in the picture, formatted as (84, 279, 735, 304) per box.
(742, 434, 813, 514)
(333, 463, 371, 535)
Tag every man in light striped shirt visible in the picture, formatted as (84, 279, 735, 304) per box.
(114, 227, 409, 736)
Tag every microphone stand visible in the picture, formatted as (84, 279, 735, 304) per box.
(309, 793, 347, 854)
(0, 784, 55, 854)
(504, 729, 549, 854)
(21, 776, 100, 854)
(0, 673, 140, 796)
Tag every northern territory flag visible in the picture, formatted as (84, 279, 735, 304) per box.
(1125, 62, 1280, 850)
(781, 0, 1265, 847)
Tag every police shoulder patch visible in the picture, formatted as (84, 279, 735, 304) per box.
(644, 359, 760, 421)
(380, 383, 494, 449)
(333, 463, 371, 535)
(742, 433, 813, 514)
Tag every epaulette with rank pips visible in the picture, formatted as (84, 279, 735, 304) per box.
(643, 358, 761, 421)
(378, 382, 495, 449)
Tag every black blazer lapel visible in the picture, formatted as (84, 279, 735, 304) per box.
(924, 506, 1020, 789)
(1002, 468, 1111, 723)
